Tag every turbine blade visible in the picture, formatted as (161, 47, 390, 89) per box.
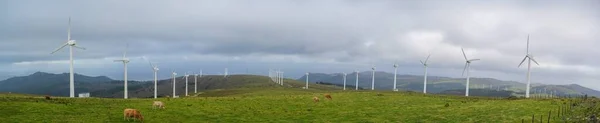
(469, 59, 480, 62)
(51, 43, 68, 54)
(527, 34, 530, 54)
(73, 45, 86, 50)
(530, 57, 540, 65)
(124, 43, 128, 58)
(114, 60, 123, 62)
(518, 56, 527, 67)
(68, 17, 71, 40)
(420, 60, 424, 65)
(462, 63, 468, 76)
(461, 48, 468, 61)
(424, 54, 431, 63)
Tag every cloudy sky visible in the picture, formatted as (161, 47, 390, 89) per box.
(1, 0, 599, 89)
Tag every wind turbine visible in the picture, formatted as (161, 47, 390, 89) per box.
(461, 48, 480, 97)
(185, 72, 189, 96)
(224, 68, 228, 78)
(371, 66, 376, 90)
(194, 73, 198, 93)
(343, 72, 347, 90)
(518, 34, 540, 98)
(50, 17, 86, 98)
(280, 71, 284, 86)
(420, 54, 431, 93)
(172, 70, 177, 97)
(355, 70, 359, 90)
(305, 72, 309, 89)
(393, 62, 398, 91)
(114, 44, 130, 99)
(142, 57, 159, 99)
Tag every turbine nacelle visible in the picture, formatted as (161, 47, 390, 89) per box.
(67, 40, 76, 45)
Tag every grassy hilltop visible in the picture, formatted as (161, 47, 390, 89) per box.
(0, 75, 593, 122)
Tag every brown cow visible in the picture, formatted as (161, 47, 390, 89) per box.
(324, 94, 332, 100)
(123, 108, 144, 122)
(44, 95, 51, 100)
(313, 96, 320, 102)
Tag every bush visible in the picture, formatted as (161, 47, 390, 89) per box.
(506, 96, 518, 100)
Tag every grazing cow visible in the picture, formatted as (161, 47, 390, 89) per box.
(324, 94, 332, 100)
(313, 96, 320, 102)
(44, 95, 51, 100)
(152, 101, 165, 109)
(123, 108, 144, 122)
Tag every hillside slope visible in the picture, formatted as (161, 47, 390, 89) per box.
(299, 71, 598, 97)
(97, 74, 340, 98)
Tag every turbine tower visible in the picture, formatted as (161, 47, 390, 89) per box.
(224, 68, 228, 78)
(50, 17, 86, 98)
(194, 73, 198, 93)
(393, 63, 398, 91)
(420, 54, 431, 93)
(172, 71, 177, 97)
(305, 72, 309, 89)
(142, 57, 159, 99)
(355, 70, 359, 90)
(280, 71, 284, 86)
(462, 48, 480, 97)
(343, 72, 347, 90)
(518, 34, 540, 98)
(371, 66, 376, 90)
(184, 72, 189, 96)
(114, 44, 130, 99)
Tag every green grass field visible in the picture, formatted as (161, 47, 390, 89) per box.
(0, 88, 570, 123)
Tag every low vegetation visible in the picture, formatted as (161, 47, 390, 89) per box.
(0, 88, 587, 122)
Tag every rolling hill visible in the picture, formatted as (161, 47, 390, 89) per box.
(0, 72, 339, 98)
(298, 71, 600, 97)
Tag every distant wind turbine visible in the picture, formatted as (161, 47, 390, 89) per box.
(305, 72, 309, 89)
(224, 68, 228, 78)
(172, 70, 177, 97)
(420, 54, 431, 93)
(371, 66, 376, 90)
(194, 73, 198, 93)
(462, 48, 480, 97)
(393, 62, 398, 91)
(142, 56, 159, 99)
(355, 70, 359, 90)
(185, 72, 189, 96)
(518, 34, 540, 98)
(114, 44, 130, 99)
(50, 17, 86, 98)
(343, 72, 347, 90)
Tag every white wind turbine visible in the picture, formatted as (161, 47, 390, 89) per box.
(194, 73, 198, 93)
(343, 72, 347, 90)
(305, 72, 309, 89)
(172, 70, 177, 97)
(393, 62, 398, 91)
(371, 66, 376, 90)
(224, 68, 228, 78)
(461, 48, 480, 97)
(355, 70, 359, 90)
(114, 44, 130, 99)
(185, 72, 189, 96)
(420, 54, 431, 93)
(50, 17, 86, 98)
(518, 34, 540, 98)
(142, 57, 159, 99)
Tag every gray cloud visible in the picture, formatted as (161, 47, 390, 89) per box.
(1, 0, 599, 89)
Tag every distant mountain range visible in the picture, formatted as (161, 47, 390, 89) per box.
(1, 71, 598, 98)
(297, 71, 600, 97)
(0, 72, 314, 98)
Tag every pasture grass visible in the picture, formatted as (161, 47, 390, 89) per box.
(0, 88, 565, 122)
